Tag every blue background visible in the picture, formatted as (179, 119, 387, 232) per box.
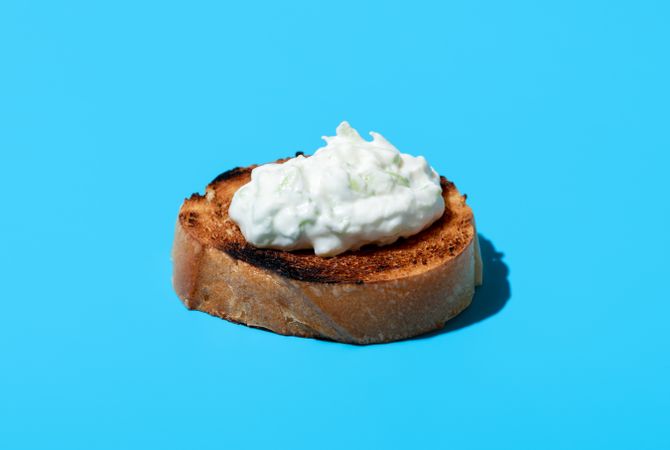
(1, 1, 668, 449)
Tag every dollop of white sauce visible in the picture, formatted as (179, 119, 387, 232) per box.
(228, 122, 445, 256)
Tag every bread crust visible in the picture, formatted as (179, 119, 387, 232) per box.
(171, 161, 482, 344)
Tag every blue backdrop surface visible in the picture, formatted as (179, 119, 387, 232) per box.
(1, 1, 669, 449)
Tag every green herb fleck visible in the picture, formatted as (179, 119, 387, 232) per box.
(386, 171, 410, 187)
(279, 176, 291, 190)
(299, 219, 315, 230)
(349, 177, 362, 192)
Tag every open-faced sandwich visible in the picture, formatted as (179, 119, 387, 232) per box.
(172, 122, 482, 344)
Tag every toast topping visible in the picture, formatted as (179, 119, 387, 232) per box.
(228, 122, 445, 256)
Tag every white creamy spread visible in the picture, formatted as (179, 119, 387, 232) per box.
(228, 122, 445, 256)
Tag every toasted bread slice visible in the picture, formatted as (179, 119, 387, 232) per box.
(172, 158, 482, 344)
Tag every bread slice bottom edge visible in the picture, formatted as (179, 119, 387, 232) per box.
(172, 221, 483, 345)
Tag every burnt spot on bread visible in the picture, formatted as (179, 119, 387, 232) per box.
(375, 263, 389, 272)
(440, 176, 455, 193)
(223, 243, 345, 283)
(179, 211, 200, 227)
(210, 166, 249, 185)
(186, 192, 204, 202)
